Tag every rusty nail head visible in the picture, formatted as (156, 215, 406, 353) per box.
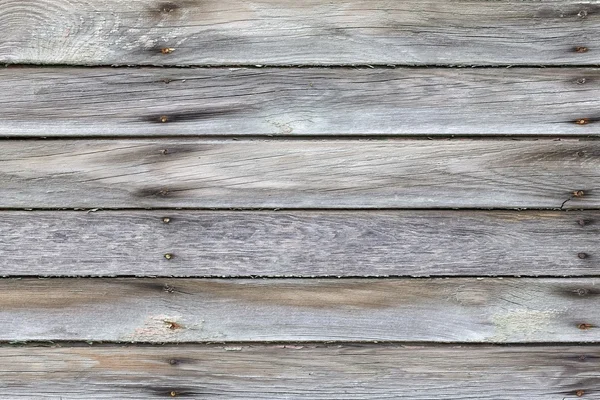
(578, 252, 588, 259)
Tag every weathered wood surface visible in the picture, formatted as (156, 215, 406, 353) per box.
(0, 139, 598, 209)
(0, 0, 598, 66)
(2, 67, 600, 136)
(0, 344, 598, 399)
(1, 210, 598, 277)
(1, 278, 599, 342)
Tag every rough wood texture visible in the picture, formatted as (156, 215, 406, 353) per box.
(0, 139, 598, 209)
(0, 0, 598, 66)
(3, 67, 600, 136)
(1, 210, 598, 277)
(1, 278, 599, 342)
(1, 344, 598, 399)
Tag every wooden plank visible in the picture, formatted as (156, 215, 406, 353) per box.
(1, 210, 598, 277)
(0, 0, 598, 66)
(0, 344, 598, 399)
(3, 67, 600, 136)
(1, 278, 599, 342)
(0, 139, 598, 209)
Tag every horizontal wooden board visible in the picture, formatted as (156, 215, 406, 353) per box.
(0, 344, 598, 399)
(1, 210, 598, 277)
(0, 139, 598, 209)
(1, 278, 600, 342)
(3, 67, 600, 136)
(0, 0, 598, 66)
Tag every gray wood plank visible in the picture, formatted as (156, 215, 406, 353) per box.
(1, 278, 599, 342)
(0, 0, 598, 66)
(3, 67, 600, 136)
(1, 210, 598, 277)
(0, 139, 598, 209)
(0, 344, 598, 399)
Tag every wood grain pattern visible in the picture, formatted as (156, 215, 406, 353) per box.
(0, 0, 598, 66)
(1, 210, 598, 277)
(1, 278, 599, 342)
(0, 139, 598, 209)
(3, 67, 600, 136)
(1, 344, 598, 399)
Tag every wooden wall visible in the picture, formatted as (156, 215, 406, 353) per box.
(1, 0, 599, 398)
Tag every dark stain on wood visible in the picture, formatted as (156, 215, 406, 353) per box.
(141, 109, 244, 124)
(132, 186, 198, 199)
(555, 287, 600, 299)
(158, 2, 180, 13)
(536, 4, 600, 19)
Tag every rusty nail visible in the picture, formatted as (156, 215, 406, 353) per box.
(164, 253, 173, 260)
(578, 323, 593, 330)
(578, 219, 586, 226)
(575, 46, 588, 53)
(160, 115, 169, 123)
(169, 359, 178, 365)
(161, 48, 175, 54)
(573, 190, 585, 197)
(162, 217, 171, 224)
(579, 355, 587, 361)
(578, 252, 588, 259)
(577, 78, 586, 84)
(577, 389, 585, 397)
(165, 321, 183, 330)
(575, 118, 589, 125)
(577, 151, 585, 157)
